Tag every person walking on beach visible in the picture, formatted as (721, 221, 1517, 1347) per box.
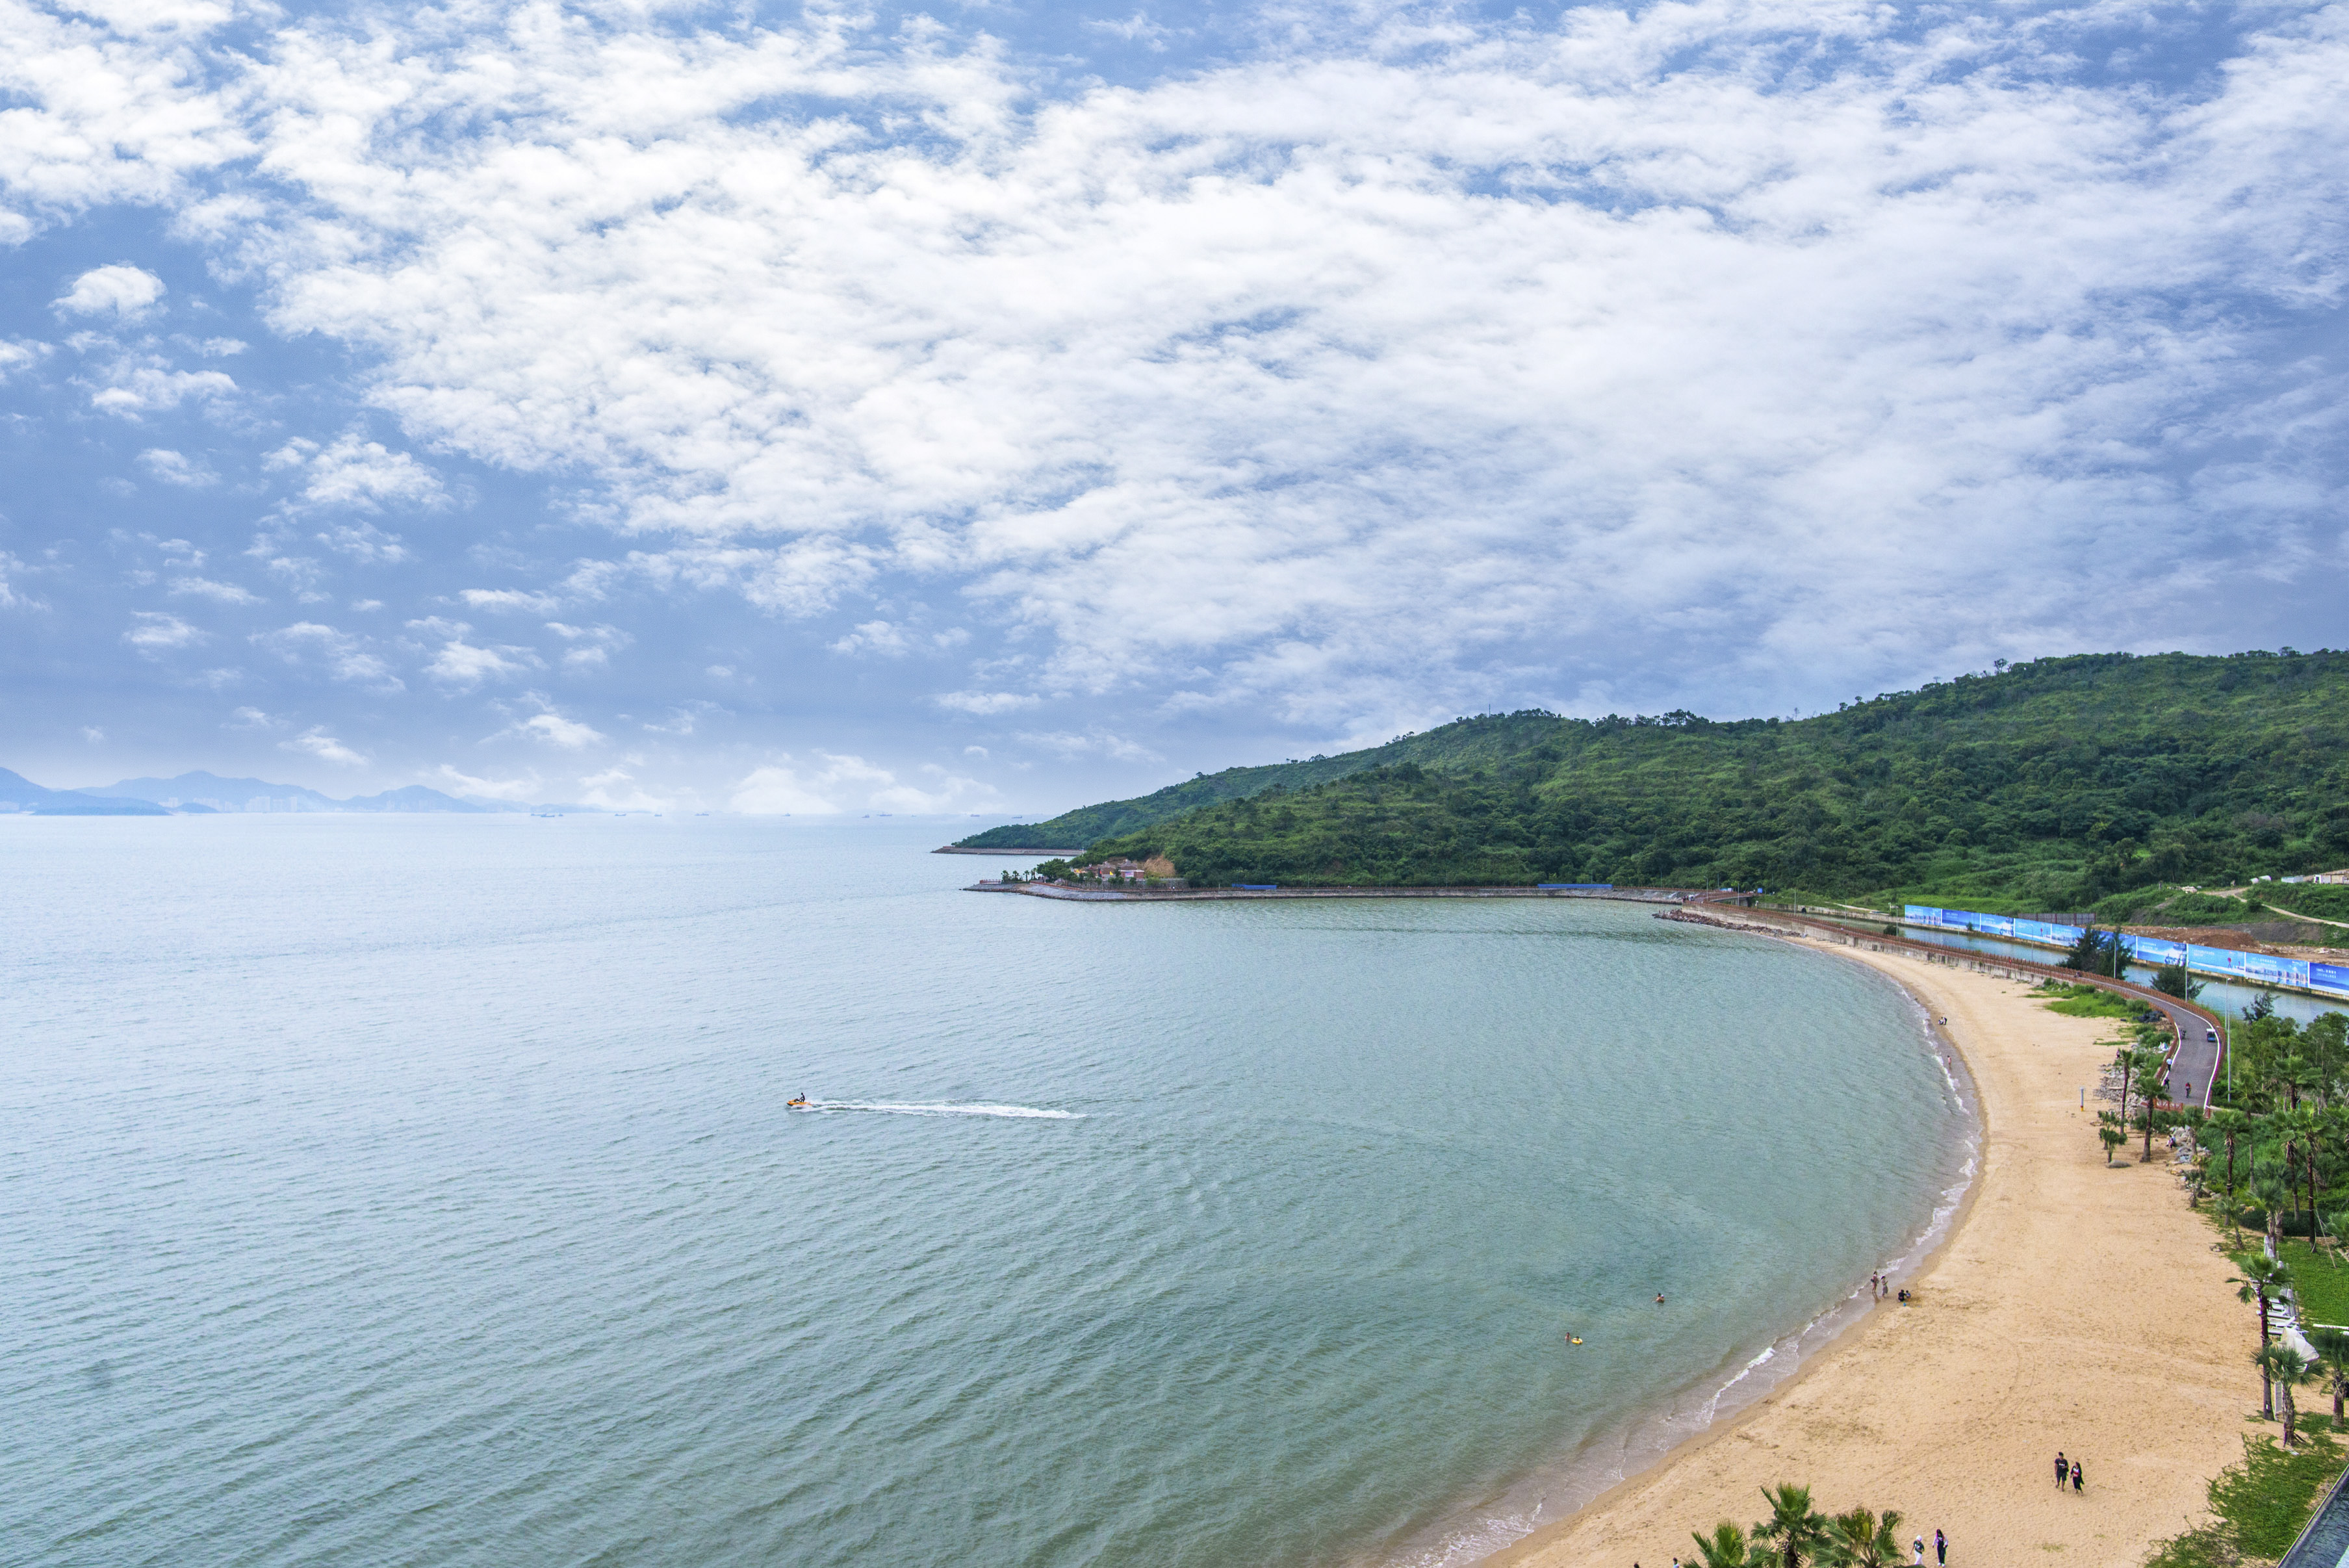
(1935, 1527, 1947, 1564)
(2055, 1450, 2066, 1487)
(2072, 1459, 2083, 1493)
(1912, 1536, 1925, 1566)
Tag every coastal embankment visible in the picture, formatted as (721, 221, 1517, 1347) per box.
(968, 881, 1697, 903)
(1480, 920, 2248, 1568)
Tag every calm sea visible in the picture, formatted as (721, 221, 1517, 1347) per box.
(1, 817, 1968, 1568)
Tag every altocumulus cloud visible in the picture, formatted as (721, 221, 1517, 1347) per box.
(1, 0, 2345, 792)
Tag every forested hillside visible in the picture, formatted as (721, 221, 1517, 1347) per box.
(952, 712, 1572, 847)
(974, 651, 2349, 906)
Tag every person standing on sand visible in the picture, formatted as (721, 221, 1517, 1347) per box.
(1935, 1527, 1947, 1563)
(2055, 1450, 2066, 1487)
(1912, 1536, 1925, 1566)
(2072, 1459, 2083, 1493)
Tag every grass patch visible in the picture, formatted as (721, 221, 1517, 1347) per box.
(2144, 1422, 2349, 1567)
(2033, 980, 2150, 1019)
(2282, 1241, 2349, 1330)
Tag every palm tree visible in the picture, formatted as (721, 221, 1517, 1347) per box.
(2235, 1252, 2296, 1418)
(2258, 1343, 2314, 1445)
(2278, 1106, 2326, 1242)
(2135, 1051, 2170, 1161)
(2307, 1326, 2349, 1421)
(1693, 1521, 1763, 1568)
(1754, 1484, 1830, 1568)
(2099, 1122, 2125, 1165)
(1818, 1507, 1903, 1568)
(2212, 1110, 2253, 1239)
(2256, 1173, 2292, 1255)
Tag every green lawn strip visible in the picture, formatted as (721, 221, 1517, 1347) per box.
(2034, 981, 2152, 1020)
(2145, 1420, 2349, 1567)
(2281, 1242, 2349, 1330)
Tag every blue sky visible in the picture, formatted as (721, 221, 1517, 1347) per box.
(3, 0, 2344, 814)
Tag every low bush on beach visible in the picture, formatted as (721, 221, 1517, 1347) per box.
(2143, 1424, 2348, 1567)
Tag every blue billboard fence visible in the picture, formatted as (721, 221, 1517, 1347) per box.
(1901, 905, 2349, 1001)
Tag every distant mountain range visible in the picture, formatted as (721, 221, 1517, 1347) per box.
(0, 767, 597, 816)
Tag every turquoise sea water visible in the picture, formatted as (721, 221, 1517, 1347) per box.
(2, 818, 1969, 1568)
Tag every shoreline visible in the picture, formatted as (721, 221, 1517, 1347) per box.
(1376, 924, 1984, 1568)
(1474, 916, 2248, 1568)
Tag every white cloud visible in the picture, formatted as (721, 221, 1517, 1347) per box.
(138, 448, 216, 486)
(730, 752, 999, 814)
(515, 712, 606, 749)
(462, 588, 563, 614)
(0, 552, 45, 611)
(81, 725, 104, 742)
(55, 264, 164, 320)
(10, 2, 2349, 728)
(225, 705, 279, 729)
(86, 359, 235, 418)
(316, 521, 410, 563)
(936, 690, 1041, 715)
(542, 620, 632, 672)
(170, 575, 261, 604)
(434, 763, 541, 802)
(427, 637, 541, 688)
(1014, 729, 1163, 763)
(123, 610, 201, 650)
(260, 435, 443, 556)
(1086, 12, 1174, 49)
(294, 434, 447, 513)
(576, 767, 667, 812)
(281, 726, 365, 766)
(251, 621, 404, 689)
(830, 619, 911, 656)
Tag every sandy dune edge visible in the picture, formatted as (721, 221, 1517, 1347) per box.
(1482, 939, 2251, 1568)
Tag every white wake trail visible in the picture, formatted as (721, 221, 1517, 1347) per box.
(800, 1101, 1083, 1119)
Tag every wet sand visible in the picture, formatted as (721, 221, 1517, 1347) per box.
(1484, 941, 2251, 1568)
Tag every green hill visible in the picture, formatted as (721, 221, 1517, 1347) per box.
(966, 650, 2349, 906)
(951, 712, 1572, 848)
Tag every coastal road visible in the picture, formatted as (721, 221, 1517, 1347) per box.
(2135, 994, 2221, 1110)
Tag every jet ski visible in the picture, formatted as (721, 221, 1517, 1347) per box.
(787, 1096, 811, 1109)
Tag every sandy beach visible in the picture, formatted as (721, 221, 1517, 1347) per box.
(1485, 936, 2253, 1568)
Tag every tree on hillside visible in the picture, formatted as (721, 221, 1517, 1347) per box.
(2153, 960, 2203, 1001)
(1754, 1484, 1830, 1568)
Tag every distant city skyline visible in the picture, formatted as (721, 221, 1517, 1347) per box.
(4, 0, 2344, 815)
